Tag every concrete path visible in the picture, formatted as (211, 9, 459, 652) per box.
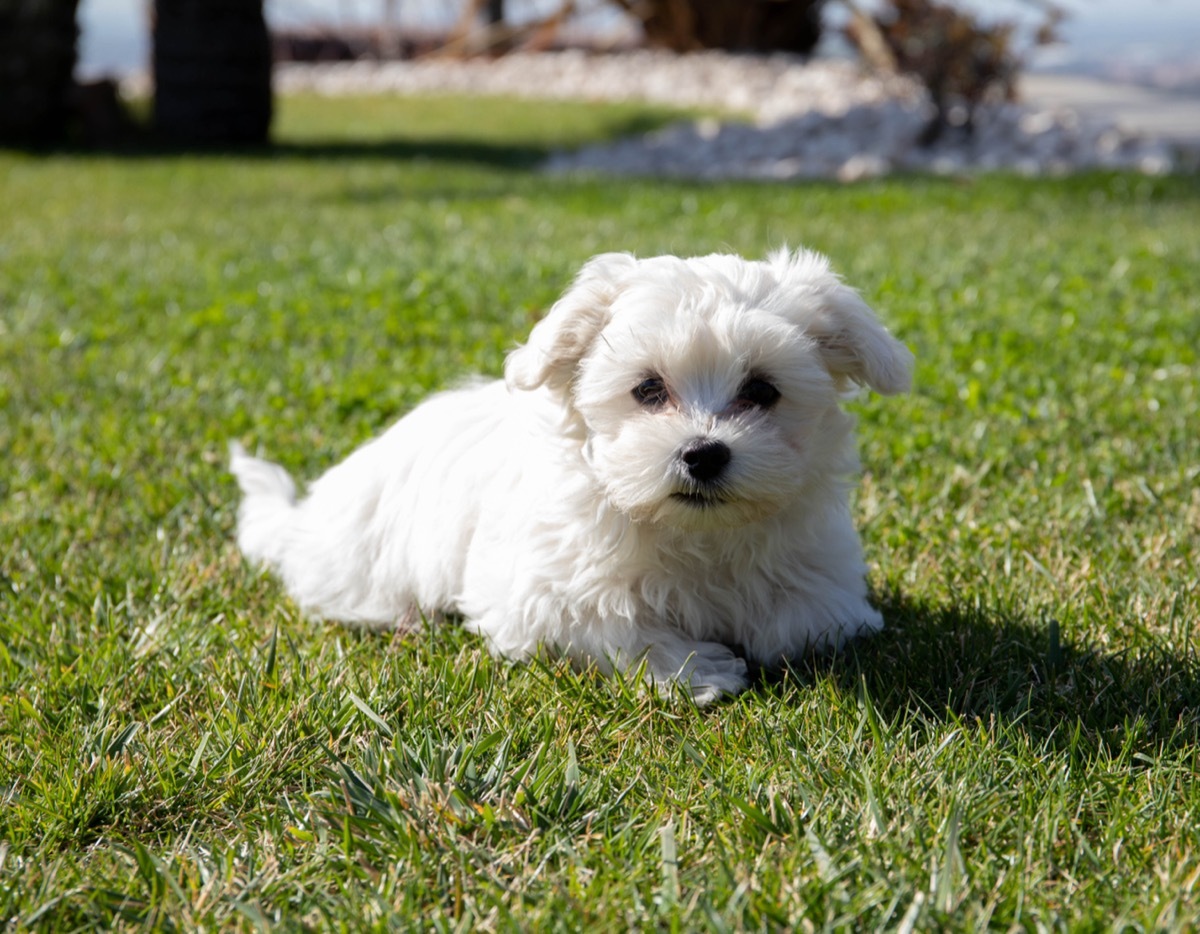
(1021, 73, 1200, 147)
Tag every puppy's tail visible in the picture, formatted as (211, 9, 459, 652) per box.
(229, 441, 298, 568)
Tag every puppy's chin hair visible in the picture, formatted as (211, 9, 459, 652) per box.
(631, 492, 785, 530)
(601, 463, 794, 531)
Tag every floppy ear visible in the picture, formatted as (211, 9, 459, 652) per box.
(505, 252, 637, 393)
(770, 248, 912, 395)
(806, 283, 914, 394)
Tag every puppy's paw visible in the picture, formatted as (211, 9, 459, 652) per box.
(821, 605, 885, 652)
(650, 640, 749, 705)
(688, 646, 750, 705)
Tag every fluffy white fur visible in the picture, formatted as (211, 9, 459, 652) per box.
(230, 248, 912, 703)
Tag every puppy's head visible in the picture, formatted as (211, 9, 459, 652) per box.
(505, 248, 912, 529)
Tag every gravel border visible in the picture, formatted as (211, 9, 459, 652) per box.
(274, 50, 1181, 179)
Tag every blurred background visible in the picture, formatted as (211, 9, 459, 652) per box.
(76, 0, 1199, 88)
(3, 0, 1198, 153)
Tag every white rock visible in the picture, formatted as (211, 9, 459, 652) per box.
(271, 51, 1178, 180)
(838, 153, 890, 181)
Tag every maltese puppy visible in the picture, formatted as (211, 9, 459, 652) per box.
(231, 248, 911, 703)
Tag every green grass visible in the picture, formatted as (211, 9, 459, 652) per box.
(2, 92, 1199, 930)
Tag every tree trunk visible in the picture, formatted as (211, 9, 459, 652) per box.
(153, 0, 273, 145)
(624, 0, 825, 55)
(0, 0, 81, 145)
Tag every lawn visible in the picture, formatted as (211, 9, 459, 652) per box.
(2, 92, 1199, 930)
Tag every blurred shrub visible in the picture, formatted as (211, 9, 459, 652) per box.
(845, 0, 1064, 145)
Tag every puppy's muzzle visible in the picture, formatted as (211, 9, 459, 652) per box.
(680, 439, 731, 483)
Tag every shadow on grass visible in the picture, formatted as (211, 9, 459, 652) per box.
(6, 136, 548, 169)
(4, 112, 677, 170)
(755, 589, 1200, 756)
(271, 111, 676, 167)
(268, 138, 550, 169)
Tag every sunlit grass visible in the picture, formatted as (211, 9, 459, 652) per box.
(1, 94, 1198, 930)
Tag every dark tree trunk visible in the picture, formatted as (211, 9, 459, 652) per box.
(0, 0, 81, 145)
(484, 0, 505, 27)
(153, 0, 273, 145)
(626, 0, 825, 55)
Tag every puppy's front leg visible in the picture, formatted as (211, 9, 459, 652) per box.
(567, 627, 750, 705)
(469, 608, 749, 704)
(643, 634, 750, 705)
(739, 592, 884, 666)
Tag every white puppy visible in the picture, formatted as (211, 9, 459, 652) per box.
(231, 248, 912, 703)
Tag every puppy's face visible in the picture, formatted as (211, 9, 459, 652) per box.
(573, 289, 848, 528)
(506, 249, 912, 530)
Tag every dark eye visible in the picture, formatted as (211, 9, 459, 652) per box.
(632, 376, 670, 408)
(737, 376, 781, 409)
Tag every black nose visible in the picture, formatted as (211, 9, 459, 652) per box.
(681, 439, 731, 483)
